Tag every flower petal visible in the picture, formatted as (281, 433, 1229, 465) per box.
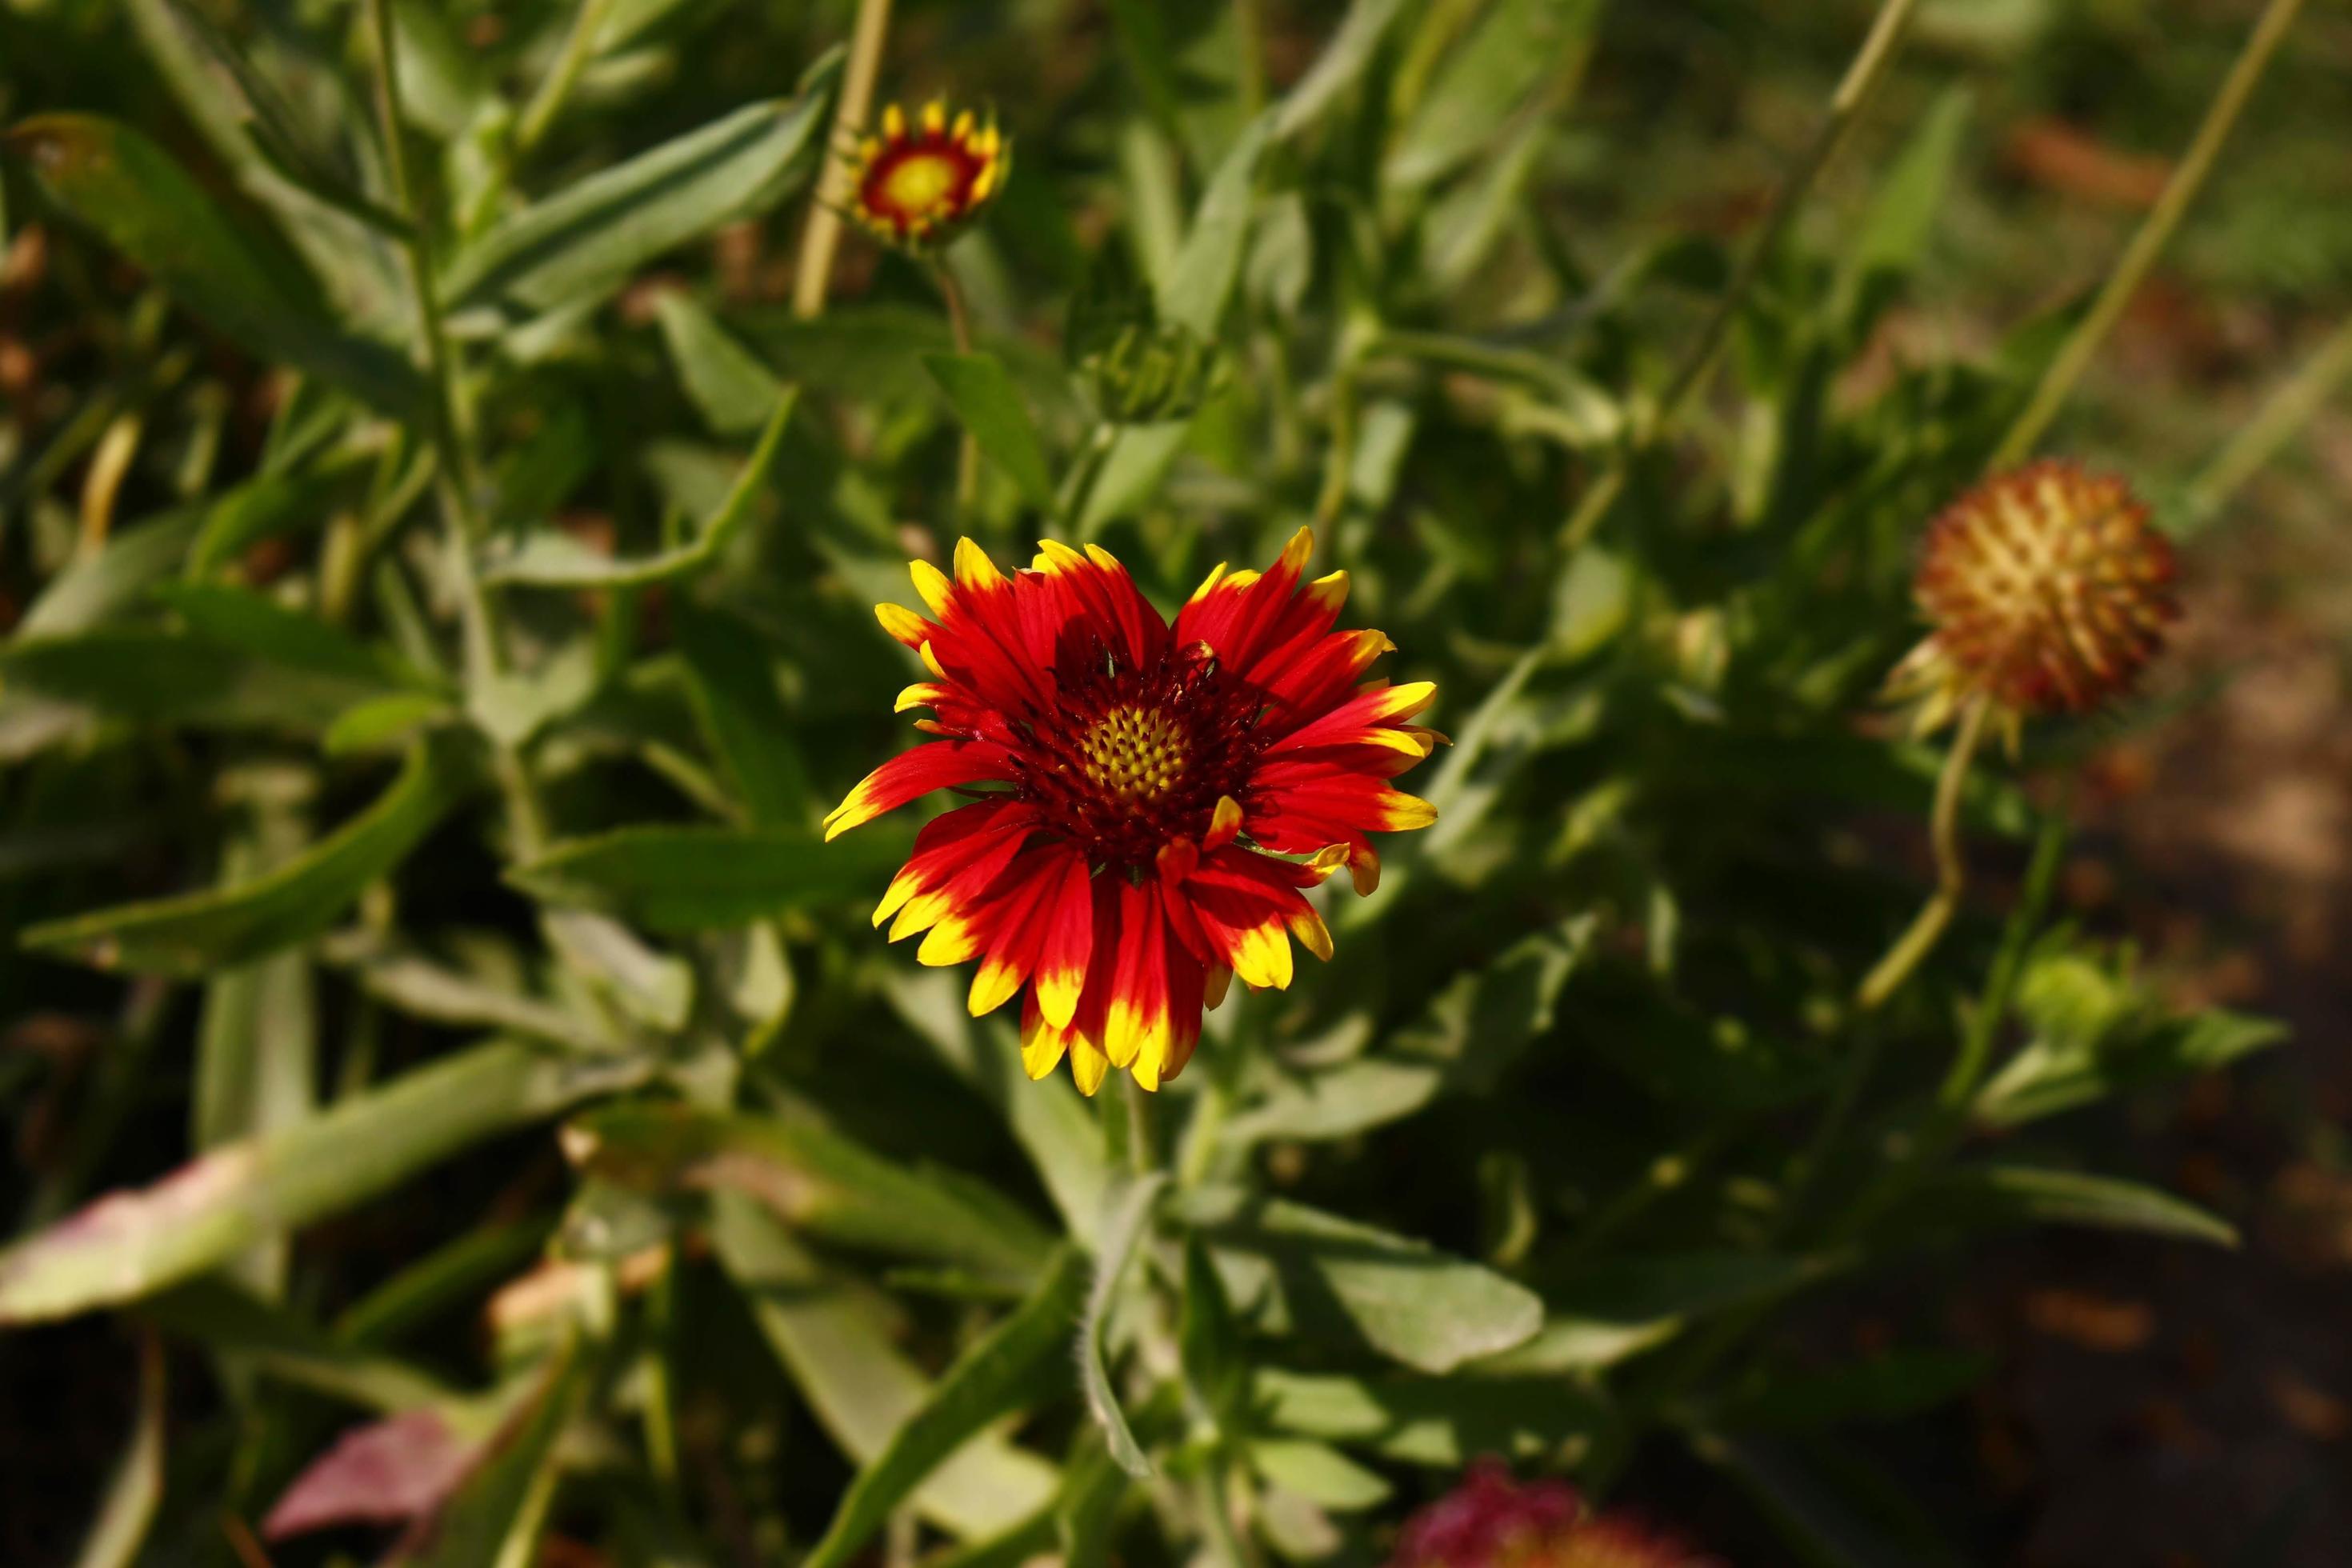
(824, 741, 1012, 841)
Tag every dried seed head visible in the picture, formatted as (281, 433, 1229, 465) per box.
(1890, 460, 2180, 738)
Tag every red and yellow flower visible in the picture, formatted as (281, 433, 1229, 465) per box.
(1889, 459, 2180, 745)
(826, 528, 1440, 1094)
(846, 99, 1008, 250)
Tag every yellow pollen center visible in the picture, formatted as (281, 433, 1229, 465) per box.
(879, 150, 960, 217)
(1080, 706, 1186, 803)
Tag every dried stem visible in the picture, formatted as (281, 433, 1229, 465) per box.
(793, 0, 894, 319)
(1990, 0, 2310, 470)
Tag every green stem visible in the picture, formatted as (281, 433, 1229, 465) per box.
(1990, 0, 2310, 470)
(933, 259, 981, 518)
(1561, 0, 1922, 549)
(2188, 310, 2352, 521)
(514, 0, 614, 156)
(1124, 1075, 1158, 1178)
(1854, 695, 1990, 1012)
(793, 0, 894, 319)
(366, 0, 550, 856)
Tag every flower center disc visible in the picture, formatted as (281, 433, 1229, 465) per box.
(1080, 705, 1187, 803)
(877, 149, 963, 219)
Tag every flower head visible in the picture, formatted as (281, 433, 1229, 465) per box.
(1889, 460, 2179, 742)
(826, 528, 1440, 1094)
(1389, 1462, 1714, 1568)
(847, 99, 1007, 250)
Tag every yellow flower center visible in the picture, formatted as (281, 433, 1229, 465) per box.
(879, 150, 962, 219)
(1080, 705, 1187, 803)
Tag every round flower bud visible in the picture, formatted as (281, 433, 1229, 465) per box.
(1889, 459, 2180, 739)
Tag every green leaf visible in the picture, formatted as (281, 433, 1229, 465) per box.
(5, 114, 419, 416)
(341, 949, 630, 1055)
(925, 353, 1058, 508)
(1081, 1172, 1165, 1478)
(1271, 0, 1410, 141)
(1176, 1188, 1542, 1374)
(674, 601, 817, 828)
(480, 390, 794, 587)
(442, 60, 838, 318)
(1388, 0, 1602, 188)
(1917, 1164, 2238, 1247)
(804, 1246, 1089, 1568)
(884, 969, 1112, 1237)
(654, 290, 789, 435)
(153, 582, 434, 690)
(1974, 998, 2285, 1129)
(1837, 86, 1974, 318)
(510, 822, 902, 931)
(710, 1194, 1058, 1539)
(562, 1102, 1056, 1286)
(1080, 114, 1270, 534)
(1178, 1234, 1246, 1433)
(0, 1039, 648, 1322)
(1252, 1367, 1616, 1468)
(0, 628, 401, 732)
(186, 462, 371, 578)
(19, 739, 467, 976)
(192, 795, 318, 1298)
(541, 910, 694, 1034)
(1248, 1439, 1391, 1511)
(1530, 1250, 1835, 1359)
(17, 510, 202, 638)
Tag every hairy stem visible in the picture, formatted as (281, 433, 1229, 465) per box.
(1990, 0, 2310, 469)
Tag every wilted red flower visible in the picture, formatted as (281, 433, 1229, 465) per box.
(848, 99, 1008, 250)
(826, 528, 1440, 1094)
(1389, 1462, 1717, 1568)
(1888, 459, 2179, 742)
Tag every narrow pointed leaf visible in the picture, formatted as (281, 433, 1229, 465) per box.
(19, 738, 467, 976)
(4, 114, 420, 415)
(805, 1246, 1089, 1568)
(710, 1195, 1058, 1538)
(925, 353, 1058, 508)
(0, 1040, 647, 1323)
(442, 62, 837, 318)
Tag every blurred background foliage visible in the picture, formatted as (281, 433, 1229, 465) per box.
(1, 0, 2348, 1564)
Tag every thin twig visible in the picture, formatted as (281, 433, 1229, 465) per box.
(1560, 0, 1922, 549)
(1990, 0, 2310, 470)
(793, 0, 894, 319)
